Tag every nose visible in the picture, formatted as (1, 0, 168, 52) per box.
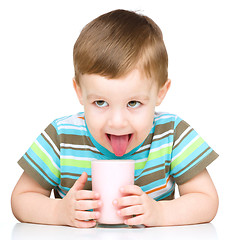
(107, 109, 128, 130)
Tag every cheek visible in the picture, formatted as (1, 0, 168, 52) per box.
(84, 107, 105, 134)
(133, 109, 154, 135)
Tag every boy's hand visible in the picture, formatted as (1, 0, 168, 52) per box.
(113, 185, 162, 227)
(58, 172, 102, 228)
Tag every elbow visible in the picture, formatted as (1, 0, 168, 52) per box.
(211, 194, 219, 222)
(11, 190, 19, 221)
(11, 189, 24, 223)
(205, 191, 219, 223)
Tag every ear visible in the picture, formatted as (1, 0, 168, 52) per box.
(73, 78, 83, 105)
(156, 79, 171, 106)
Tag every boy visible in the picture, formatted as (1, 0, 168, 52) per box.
(11, 9, 219, 228)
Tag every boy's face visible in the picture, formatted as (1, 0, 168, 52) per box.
(74, 68, 170, 157)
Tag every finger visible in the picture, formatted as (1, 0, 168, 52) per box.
(118, 205, 144, 217)
(75, 190, 100, 200)
(75, 210, 100, 221)
(114, 195, 141, 207)
(120, 185, 144, 196)
(124, 214, 144, 226)
(76, 200, 102, 210)
(72, 172, 88, 191)
(74, 220, 97, 228)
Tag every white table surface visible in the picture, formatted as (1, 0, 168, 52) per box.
(1, 221, 219, 240)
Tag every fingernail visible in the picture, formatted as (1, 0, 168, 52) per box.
(120, 187, 124, 192)
(95, 212, 100, 218)
(113, 199, 117, 206)
(98, 201, 102, 207)
(117, 210, 121, 216)
(94, 192, 100, 198)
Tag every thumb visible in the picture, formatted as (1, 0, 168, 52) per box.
(72, 172, 88, 191)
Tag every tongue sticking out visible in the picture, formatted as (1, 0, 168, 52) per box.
(109, 134, 130, 157)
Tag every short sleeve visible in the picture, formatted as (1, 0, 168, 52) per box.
(170, 116, 218, 185)
(18, 121, 61, 190)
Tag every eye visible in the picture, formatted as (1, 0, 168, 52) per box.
(94, 100, 108, 107)
(127, 101, 141, 108)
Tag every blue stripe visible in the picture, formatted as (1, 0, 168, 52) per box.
(153, 135, 173, 147)
(171, 141, 210, 175)
(58, 128, 88, 135)
(58, 123, 86, 129)
(60, 148, 100, 158)
(56, 187, 67, 197)
(141, 174, 169, 192)
(37, 135, 60, 166)
(174, 116, 182, 128)
(55, 115, 73, 125)
(155, 117, 174, 126)
(24, 154, 58, 186)
(172, 148, 213, 178)
(27, 148, 60, 183)
(172, 130, 198, 159)
(61, 166, 92, 176)
(155, 182, 175, 201)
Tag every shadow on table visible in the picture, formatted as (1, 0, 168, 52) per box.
(11, 222, 218, 240)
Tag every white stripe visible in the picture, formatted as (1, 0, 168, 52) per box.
(150, 142, 172, 153)
(57, 114, 82, 125)
(56, 116, 73, 125)
(147, 177, 174, 199)
(35, 140, 60, 171)
(153, 129, 174, 140)
(43, 130, 60, 156)
(174, 126, 192, 147)
(60, 143, 99, 152)
(137, 130, 174, 155)
(57, 125, 87, 131)
(155, 114, 175, 122)
(137, 144, 151, 152)
(60, 155, 97, 161)
(134, 157, 150, 163)
(171, 135, 200, 162)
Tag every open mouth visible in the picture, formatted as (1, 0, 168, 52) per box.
(106, 133, 132, 141)
(106, 133, 133, 157)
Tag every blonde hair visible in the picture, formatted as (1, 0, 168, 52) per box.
(73, 9, 168, 87)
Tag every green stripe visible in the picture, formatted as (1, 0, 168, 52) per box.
(61, 158, 91, 168)
(171, 137, 204, 170)
(31, 142, 60, 178)
(135, 145, 172, 170)
(148, 145, 172, 161)
(135, 161, 147, 170)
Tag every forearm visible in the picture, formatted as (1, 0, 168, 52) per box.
(158, 192, 218, 226)
(11, 192, 62, 225)
(11, 172, 101, 228)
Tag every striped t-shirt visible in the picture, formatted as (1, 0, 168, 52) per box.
(18, 112, 218, 201)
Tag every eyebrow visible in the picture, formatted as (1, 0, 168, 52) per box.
(131, 95, 150, 101)
(87, 93, 150, 99)
(87, 94, 150, 101)
(87, 94, 104, 100)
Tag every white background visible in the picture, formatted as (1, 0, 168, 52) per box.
(0, 0, 231, 239)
